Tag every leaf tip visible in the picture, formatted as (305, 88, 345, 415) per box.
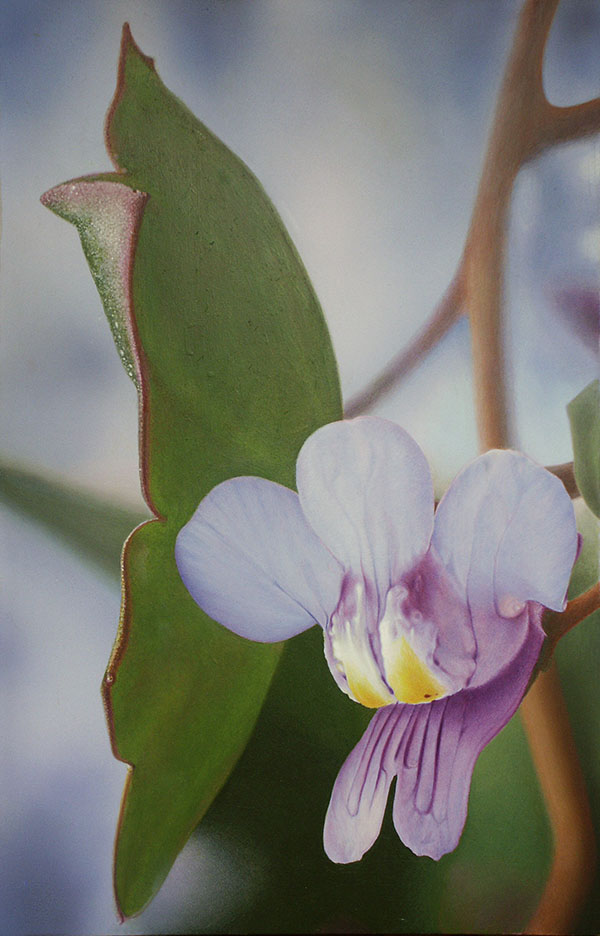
(112, 768, 137, 923)
(105, 24, 156, 169)
(40, 184, 65, 216)
(120, 22, 155, 72)
(39, 177, 148, 239)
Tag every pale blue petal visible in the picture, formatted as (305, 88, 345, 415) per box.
(432, 450, 577, 685)
(432, 449, 577, 612)
(175, 477, 344, 642)
(494, 465, 578, 612)
(296, 417, 434, 608)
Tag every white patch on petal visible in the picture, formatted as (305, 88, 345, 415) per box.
(326, 578, 394, 709)
(379, 586, 451, 704)
(324, 552, 478, 709)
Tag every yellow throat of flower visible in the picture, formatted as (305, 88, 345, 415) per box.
(382, 636, 447, 706)
(329, 580, 449, 709)
(339, 635, 447, 708)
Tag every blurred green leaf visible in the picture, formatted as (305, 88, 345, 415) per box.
(554, 501, 600, 936)
(568, 380, 600, 518)
(42, 23, 341, 918)
(0, 460, 146, 579)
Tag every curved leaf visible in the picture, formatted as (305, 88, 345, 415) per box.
(0, 460, 146, 579)
(42, 24, 342, 917)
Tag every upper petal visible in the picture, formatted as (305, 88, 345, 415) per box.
(432, 450, 577, 685)
(296, 418, 434, 607)
(432, 449, 577, 613)
(175, 476, 344, 642)
(391, 608, 545, 859)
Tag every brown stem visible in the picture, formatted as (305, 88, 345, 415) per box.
(345, 4, 595, 923)
(464, 1, 596, 932)
(465, 0, 557, 447)
(537, 97, 600, 151)
(348, 0, 600, 417)
(344, 272, 464, 417)
(547, 461, 579, 499)
(546, 583, 600, 649)
(559, 583, 600, 632)
(521, 666, 597, 935)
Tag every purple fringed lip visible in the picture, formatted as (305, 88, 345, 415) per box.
(175, 416, 578, 860)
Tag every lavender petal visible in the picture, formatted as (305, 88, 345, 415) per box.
(323, 704, 407, 863)
(392, 611, 544, 859)
(296, 417, 434, 608)
(176, 476, 343, 642)
(432, 449, 577, 686)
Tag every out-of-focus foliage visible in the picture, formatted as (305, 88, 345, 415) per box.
(569, 380, 600, 518)
(0, 460, 146, 578)
(41, 25, 342, 918)
(555, 502, 600, 935)
(556, 288, 600, 354)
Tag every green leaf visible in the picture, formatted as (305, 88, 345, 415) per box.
(42, 24, 342, 918)
(0, 460, 146, 579)
(568, 379, 600, 518)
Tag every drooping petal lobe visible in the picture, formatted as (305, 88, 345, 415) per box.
(324, 705, 407, 862)
(175, 477, 343, 642)
(392, 609, 545, 859)
(296, 417, 434, 605)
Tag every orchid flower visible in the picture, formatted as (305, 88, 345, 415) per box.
(175, 417, 578, 862)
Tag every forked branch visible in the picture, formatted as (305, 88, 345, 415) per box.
(348, 3, 597, 929)
(462, 2, 596, 933)
(344, 273, 464, 417)
(346, 0, 600, 419)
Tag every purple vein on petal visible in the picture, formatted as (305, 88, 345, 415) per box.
(415, 700, 446, 815)
(380, 704, 412, 772)
(404, 704, 430, 770)
(432, 694, 466, 823)
(393, 705, 418, 763)
(297, 418, 434, 608)
(347, 706, 399, 816)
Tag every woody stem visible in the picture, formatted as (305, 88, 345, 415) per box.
(464, 1, 596, 933)
(346, 2, 600, 417)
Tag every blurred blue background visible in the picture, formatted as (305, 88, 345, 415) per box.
(1, 1, 598, 933)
